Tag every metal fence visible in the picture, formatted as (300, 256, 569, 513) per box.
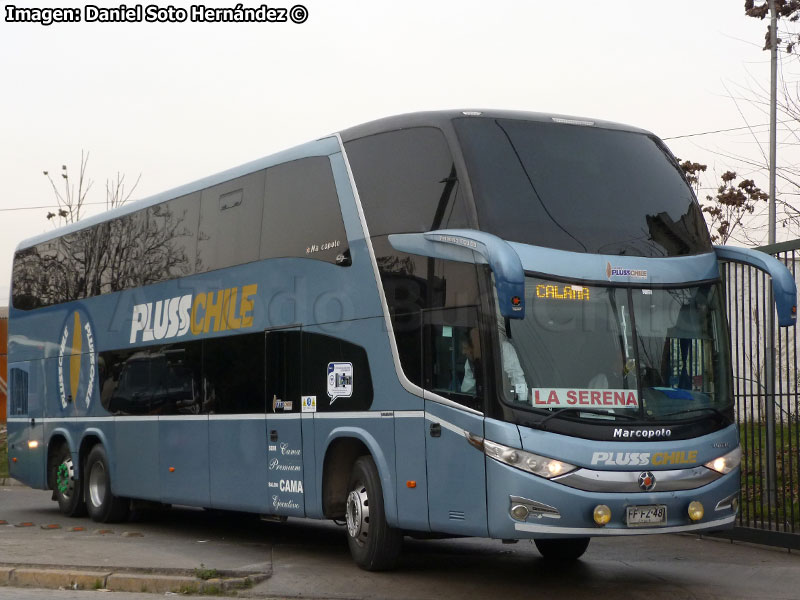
(719, 240, 800, 550)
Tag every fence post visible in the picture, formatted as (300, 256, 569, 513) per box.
(765, 291, 778, 515)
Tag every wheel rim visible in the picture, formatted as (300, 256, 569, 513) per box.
(56, 457, 75, 500)
(345, 482, 370, 546)
(88, 460, 107, 508)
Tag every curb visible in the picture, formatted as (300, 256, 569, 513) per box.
(0, 564, 269, 594)
(0, 479, 23, 487)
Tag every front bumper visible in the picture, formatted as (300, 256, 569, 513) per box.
(487, 457, 739, 539)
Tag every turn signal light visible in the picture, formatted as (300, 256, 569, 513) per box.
(688, 501, 704, 521)
(593, 504, 611, 526)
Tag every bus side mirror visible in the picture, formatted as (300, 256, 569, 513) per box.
(714, 245, 797, 327)
(388, 229, 526, 319)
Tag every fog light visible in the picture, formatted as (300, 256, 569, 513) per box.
(688, 501, 704, 521)
(511, 504, 530, 521)
(27, 440, 39, 449)
(731, 497, 739, 513)
(593, 504, 611, 526)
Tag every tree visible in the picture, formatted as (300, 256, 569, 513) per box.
(679, 160, 769, 244)
(43, 150, 141, 225)
(745, 1, 800, 52)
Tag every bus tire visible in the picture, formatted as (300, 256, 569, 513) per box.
(84, 445, 130, 523)
(534, 537, 590, 560)
(52, 444, 86, 518)
(345, 455, 402, 571)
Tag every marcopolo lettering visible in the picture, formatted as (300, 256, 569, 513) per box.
(613, 428, 672, 439)
(129, 284, 257, 343)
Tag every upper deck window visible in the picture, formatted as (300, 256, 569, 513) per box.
(454, 118, 712, 257)
(345, 127, 470, 236)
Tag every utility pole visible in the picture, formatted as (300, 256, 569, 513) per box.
(765, 0, 778, 513)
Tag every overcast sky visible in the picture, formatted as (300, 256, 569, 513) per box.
(0, 1, 788, 305)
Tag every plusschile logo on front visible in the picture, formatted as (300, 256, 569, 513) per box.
(57, 309, 97, 410)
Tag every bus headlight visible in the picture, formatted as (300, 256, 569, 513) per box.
(704, 447, 741, 474)
(483, 439, 577, 479)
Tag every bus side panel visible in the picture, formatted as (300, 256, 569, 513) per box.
(265, 414, 306, 517)
(424, 401, 488, 537)
(394, 412, 430, 531)
(7, 360, 46, 489)
(159, 416, 209, 506)
(114, 418, 159, 500)
(301, 414, 321, 518)
(210, 416, 269, 512)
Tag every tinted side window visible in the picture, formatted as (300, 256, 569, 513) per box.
(423, 306, 484, 412)
(102, 210, 150, 292)
(266, 330, 302, 413)
(197, 172, 265, 272)
(12, 246, 46, 310)
(301, 332, 373, 412)
(261, 157, 348, 264)
(203, 333, 265, 414)
(146, 193, 200, 283)
(13, 239, 63, 309)
(9, 367, 29, 416)
(369, 236, 483, 388)
(100, 341, 202, 416)
(345, 127, 470, 236)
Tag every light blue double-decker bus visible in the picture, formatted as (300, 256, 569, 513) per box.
(7, 110, 797, 570)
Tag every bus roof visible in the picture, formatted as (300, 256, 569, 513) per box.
(16, 110, 653, 252)
(338, 109, 653, 142)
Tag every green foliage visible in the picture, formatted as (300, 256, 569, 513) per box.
(739, 421, 800, 528)
(194, 564, 220, 581)
(0, 432, 8, 479)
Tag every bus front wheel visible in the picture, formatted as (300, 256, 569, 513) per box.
(345, 456, 402, 571)
(534, 537, 590, 560)
(52, 444, 86, 518)
(84, 445, 130, 523)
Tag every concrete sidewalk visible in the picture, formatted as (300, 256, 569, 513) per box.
(0, 485, 272, 595)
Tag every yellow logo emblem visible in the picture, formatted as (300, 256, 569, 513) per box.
(58, 310, 97, 410)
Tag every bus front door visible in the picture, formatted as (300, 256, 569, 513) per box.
(423, 307, 488, 537)
(264, 329, 305, 517)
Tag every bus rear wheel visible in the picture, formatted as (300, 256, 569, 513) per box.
(52, 444, 86, 517)
(345, 456, 402, 571)
(534, 537, 590, 560)
(84, 445, 130, 523)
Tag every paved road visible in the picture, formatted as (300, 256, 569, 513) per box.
(1, 485, 799, 600)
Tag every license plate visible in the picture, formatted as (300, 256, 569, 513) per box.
(626, 504, 667, 527)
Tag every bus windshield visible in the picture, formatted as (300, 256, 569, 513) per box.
(454, 117, 712, 257)
(499, 277, 732, 422)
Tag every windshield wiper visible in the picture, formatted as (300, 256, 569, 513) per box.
(533, 407, 639, 429)
(660, 406, 732, 420)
